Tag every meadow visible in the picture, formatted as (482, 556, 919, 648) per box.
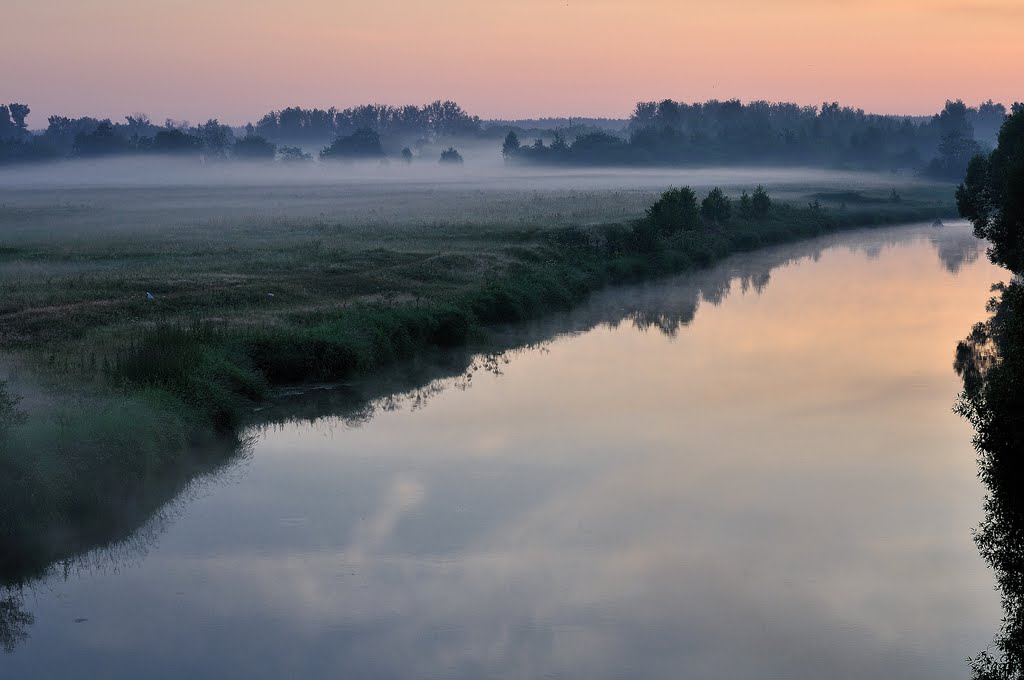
(0, 161, 957, 579)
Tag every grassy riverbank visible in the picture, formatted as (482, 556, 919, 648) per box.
(0, 176, 954, 579)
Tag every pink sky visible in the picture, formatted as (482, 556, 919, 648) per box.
(4, 0, 1021, 127)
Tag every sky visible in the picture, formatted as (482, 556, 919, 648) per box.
(3, 0, 1021, 127)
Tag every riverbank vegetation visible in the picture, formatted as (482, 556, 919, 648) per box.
(953, 105, 1024, 680)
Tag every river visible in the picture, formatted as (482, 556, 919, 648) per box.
(2, 222, 1005, 679)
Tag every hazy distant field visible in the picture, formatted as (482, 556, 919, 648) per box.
(0, 158, 943, 230)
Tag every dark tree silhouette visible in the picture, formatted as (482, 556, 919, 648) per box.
(73, 120, 130, 157)
(439, 147, 464, 164)
(196, 119, 234, 160)
(645, 187, 699, 235)
(232, 135, 276, 161)
(502, 131, 520, 159)
(277, 146, 312, 163)
(953, 103, 1024, 680)
(320, 127, 384, 160)
(150, 128, 203, 155)
(751, 185, 772, 217)
(957, 107, 1024, 272)
(701, 187, 732, 222)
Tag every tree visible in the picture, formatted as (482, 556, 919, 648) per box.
(42, 115, 101, 153)
(751, 185, 771, 217)
(232, 134, 276, 161)
(73, 120, 130, 156)
(927, 130, 983, 180)
(0, 106, 14, 141)
(701, 187, 732, 222)
(502, 131, 520, 159)
(569, 131, 628, 163)
(320, 127, 383, 160)
(277, 146, 312, 163)
(196, 119, 234, 160)
(151, 128, 203, 155)
(8, 104, 29, 136)
(976, 99, 1008, 146)
(738, 191, 752, 218)
(956, 107, 1024, 273)
(439, 147, 464, 164)
(645, 186, 699, 234)
(550, 132, 568, 153)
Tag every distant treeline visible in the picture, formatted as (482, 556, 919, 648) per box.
(1, 98, 1020, 179)
(502, 99, 1022, 180)
(0, 102, 474, 165)
(253, 100, 481, 146)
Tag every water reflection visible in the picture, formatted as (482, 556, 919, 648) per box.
(0, 592, 32, 654)
(955, 280, 1024, 679)
(1, 223, 993, 678)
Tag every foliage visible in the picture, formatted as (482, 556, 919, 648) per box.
(701, 187, 732, 222)
(644, 187, 699, 235)
(502, 131, 520, 159)
(73, 120, 132, 157)
(319, 127, 384, 160)
(503, 98, 1006, 177)
(954, 108, 1024, 679)
(277, 145, 312, 163)
(751, 185, 771, 217)
(955, 282, 1024, 680)
(232, 134, 276, 161)
(255, 100, 481, 145)
(150, 128, 203, 155)
(956, 107, 1024, 273)
(196, 119, 235, 159)
(439, 147, 464, 164)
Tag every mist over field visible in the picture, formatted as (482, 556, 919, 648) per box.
(0, 156, 938, 236)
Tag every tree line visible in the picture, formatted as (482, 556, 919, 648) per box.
(502, 98, 1019, 180)
(2, 97, 1018, 179)
(0, 104, 475, 165)
(254, 100, 481, 145)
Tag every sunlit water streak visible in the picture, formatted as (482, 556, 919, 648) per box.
(2, 222, 1004, 679)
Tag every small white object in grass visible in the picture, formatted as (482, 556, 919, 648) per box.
(146, 292, 154, 300)
(267, 292, 275, 298)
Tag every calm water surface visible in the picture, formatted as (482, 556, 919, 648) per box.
(4, 223, 1005, 679)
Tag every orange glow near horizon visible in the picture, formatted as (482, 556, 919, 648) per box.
(4, 0, 1021, 126)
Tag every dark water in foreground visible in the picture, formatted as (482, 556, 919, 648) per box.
(3, 223, 1005, 679)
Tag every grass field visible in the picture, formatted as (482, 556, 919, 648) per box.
(0, 161, 957, 581)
